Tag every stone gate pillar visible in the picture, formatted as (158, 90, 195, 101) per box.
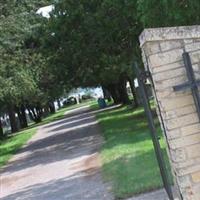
(139, 26, 200, 200)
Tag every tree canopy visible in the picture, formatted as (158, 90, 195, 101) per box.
(0, 0, 200, 134)
(43, 0, 142, 104)
(0, 1, 58, 132)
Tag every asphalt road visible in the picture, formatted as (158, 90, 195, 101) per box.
(0, 106, 113, 200)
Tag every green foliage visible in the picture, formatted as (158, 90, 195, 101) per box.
(0, 4, 38, 105)
(0, 0, 199, 125)
(44, 0, 140, 88)
(138, 0, 200, 28)
(0, 1, 62, 110)
(45, 0, 200, 91)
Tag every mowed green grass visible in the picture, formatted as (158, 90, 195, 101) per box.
(0, 128, 37, 167)
(94, 105, 172, 199)
(0, 100, 95, 168)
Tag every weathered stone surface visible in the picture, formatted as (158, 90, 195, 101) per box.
(177, 163, 200, 176)
(160, 95, 194, 111)
(140, 26, 200, 46)
(177, 175, 192, 189)
(155, 76, 188, 90)
(175, 105, 195, 117)
(169, 133, 200, 149)
(152, 61, 184, 73)
(167, 129, 181, 140)
(156, 89, 174, 99)
(181, 124, 200, 136)
(140, 25, 200, 200)
(149, 49, 183, 67)
(186, 143, 200, 159)
(160, 40, 183, 52)
(175, 158, 199, 169)
(171, 148, 187, 162)
(185, 42, 200, 52)
(181, 187, 195, 200)
(193, 184, 200, 198)
(143, 42, 161, 55)
(153, 67, 186, 82)
(190, 51, 200, 64)
(184, 39, 194, 44)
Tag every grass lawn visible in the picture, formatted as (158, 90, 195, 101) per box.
(0, 100, 95, 168)
(0, 128, 37, 168)
(93, 105, 172, 199)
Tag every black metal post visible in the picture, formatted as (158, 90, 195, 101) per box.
(134, 62, 174, 200)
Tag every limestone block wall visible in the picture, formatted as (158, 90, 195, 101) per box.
(139, 26, 200, 200)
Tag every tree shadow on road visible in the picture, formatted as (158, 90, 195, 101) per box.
(1, 168, 113, 200)
(0, 107, 110, 175)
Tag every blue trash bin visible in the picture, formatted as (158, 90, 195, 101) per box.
(98, 98, 107, 108)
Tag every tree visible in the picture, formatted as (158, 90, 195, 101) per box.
(0, 1, 54, 131)
(42, 0, 141, 105)
(137, 0, 200, 28)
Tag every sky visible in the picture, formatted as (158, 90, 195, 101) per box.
(37, 5, 54, 18)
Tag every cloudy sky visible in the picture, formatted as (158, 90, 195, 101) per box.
(37, 5, 54, 18)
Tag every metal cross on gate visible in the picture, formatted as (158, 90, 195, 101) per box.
(173, 51, 200, 120)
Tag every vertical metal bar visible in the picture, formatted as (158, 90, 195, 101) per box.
(182, 52, 200, 120)
(134, 62, 174, 200)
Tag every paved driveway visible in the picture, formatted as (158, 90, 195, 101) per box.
(0, 106, 113, 200)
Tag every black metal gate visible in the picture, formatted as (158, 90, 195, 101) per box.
(134, 62, 174, 200)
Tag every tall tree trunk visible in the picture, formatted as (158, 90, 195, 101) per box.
(27, 108, 34, 121)
(105, 84, 121, 104)
(0, 119, 4, 138)
(21, 105, 28, 128)
(43, 104, 50, 117)
(35, 107, 42, 123)
(16, 105, 28, 129)
(8, 104, 18, 133)
(30, 108, 37, 120)
(57, 99, 61, 109)
(117, 75, 131, 105)
(49, 101, 56, 114)
(102, 86, 112, 102)
(128, 77, 139, 107)
(27, 106, 42, 123)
